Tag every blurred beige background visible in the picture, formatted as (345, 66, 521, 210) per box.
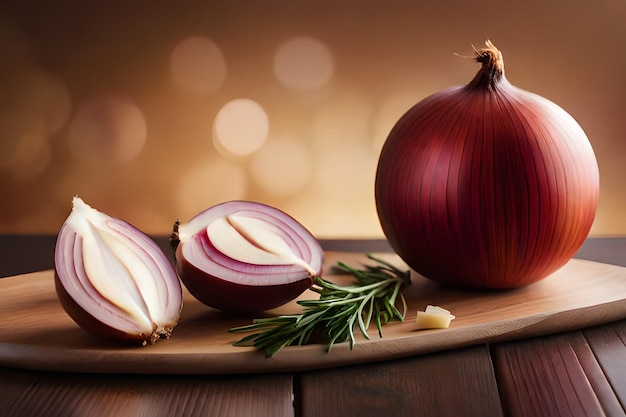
(0, 0, 624, 238)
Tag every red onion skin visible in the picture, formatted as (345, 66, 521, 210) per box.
(54, 273, 161, 344)
(175, 247, 314, 314)
(375, 41, 599, 289)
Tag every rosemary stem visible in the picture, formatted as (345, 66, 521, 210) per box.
(229, 254, 411, 357)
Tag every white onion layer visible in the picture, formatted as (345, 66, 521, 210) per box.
(176, 201, 323, 287)
(206, 214, 317, 275)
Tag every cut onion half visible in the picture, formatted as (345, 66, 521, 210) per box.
(54, 197, 183, 345)
(171, 201, 324, 314)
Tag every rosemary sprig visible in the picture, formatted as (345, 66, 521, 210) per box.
(229, 254, 411, 357)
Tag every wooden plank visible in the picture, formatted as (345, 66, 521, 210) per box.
(3, 254, 626, 374)
(492, 332, 623, 417)
(296, 345, 503, 417)
(584, 320, 626, 409)
(0, 366, 294, 417)
(570, 331, 626, 416)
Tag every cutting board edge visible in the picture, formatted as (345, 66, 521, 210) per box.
(1, 296, 625, 375)
(3, 256, 626, 375)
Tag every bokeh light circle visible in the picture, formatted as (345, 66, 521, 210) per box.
(310, 93, 373, 152)
(16, 69, 72, 134)
(170, 35, 227, 94)
(273, 36, 334, 91)
(1, 68, 72, 136)
(312, 143, 376, 200)
(67, 95, 148, 165)
(213, 98, 269, 157)
(176, 158, 248, 221)
(0, 111, 50, 181)
(371, 92, 427, 155)
(249, 137, 313, 197)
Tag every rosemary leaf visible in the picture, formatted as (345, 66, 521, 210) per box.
(229, 254, 411, 357)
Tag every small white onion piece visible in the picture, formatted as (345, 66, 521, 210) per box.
(54, 197, 183, 345)
(415, 305, 456, 330)
(172, 201, 324, 314)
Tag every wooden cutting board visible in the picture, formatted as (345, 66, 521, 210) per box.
(1, 252, 626, 375)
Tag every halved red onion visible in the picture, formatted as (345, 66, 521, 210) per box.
(171, 201, 324, 314)
(54, 197, 183, 345)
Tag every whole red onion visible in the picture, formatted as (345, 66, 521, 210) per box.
(375, 41, 599, 289)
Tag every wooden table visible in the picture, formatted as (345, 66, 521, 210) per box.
(1, 235, 625, 417)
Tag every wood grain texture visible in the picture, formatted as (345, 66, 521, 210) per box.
(0, 367, 294, 417)
(2, 253, 626, 374)
(584, 320, 626, 410)
(493, 332, 625, 417)
(571, 328, 626, 416)
(296, 344, 503, 417)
